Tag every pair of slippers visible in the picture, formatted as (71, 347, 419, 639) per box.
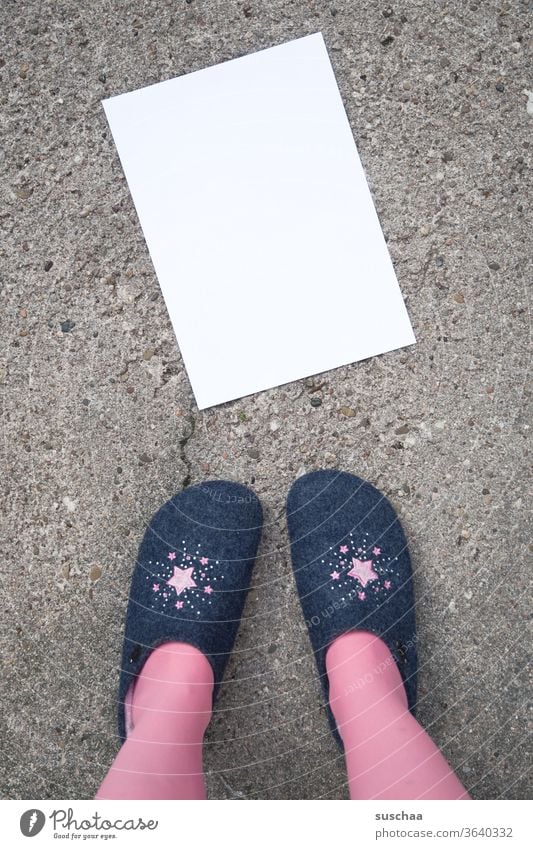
(117, 470, 417, 748)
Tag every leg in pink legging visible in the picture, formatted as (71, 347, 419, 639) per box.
(326, 631, 470, 800)
(96, 642, 213, 800)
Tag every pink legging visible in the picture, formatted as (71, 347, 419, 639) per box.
(96, 633, 470, 800)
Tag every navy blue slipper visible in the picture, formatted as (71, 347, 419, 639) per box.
(287, 470, 417, 747)
(117, 480, 263, 741)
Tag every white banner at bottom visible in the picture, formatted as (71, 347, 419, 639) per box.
(2, 799, 529, 849)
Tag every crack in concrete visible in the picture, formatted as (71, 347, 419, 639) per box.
(178, 408, 197, 489)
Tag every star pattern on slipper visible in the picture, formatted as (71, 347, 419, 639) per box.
(146, 543, 225, 615)
(167, 565, 197, 596)
(321, 533, 398, 602)
(348, 557, 378, 587)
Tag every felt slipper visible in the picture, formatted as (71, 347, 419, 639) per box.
(286, 469, 417, 747)
(117, 480, 263, 741)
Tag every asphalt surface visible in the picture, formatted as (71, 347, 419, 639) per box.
(0, 0, 531, 799)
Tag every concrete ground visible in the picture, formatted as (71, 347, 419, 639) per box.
(1, 0, 531, 800)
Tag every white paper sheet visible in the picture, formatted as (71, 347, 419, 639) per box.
(102, 32, 415, 409)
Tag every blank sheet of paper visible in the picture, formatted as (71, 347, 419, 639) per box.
(102, 32, 415, 409)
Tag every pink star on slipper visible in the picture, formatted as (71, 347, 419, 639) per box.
(348, 557, 378, 587)
(330, 570, 340, 580)
(372, 546, 381, 555)
(168, 551, 176, 560)
(200, 557, 209, 565)
(167, 565, 197, 596)
(204, 585, 213, 595)
(339, 545, 349, 554)
(152, 583, 160, 592)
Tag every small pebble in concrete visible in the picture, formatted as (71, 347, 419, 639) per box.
(62, 496, 77, 512)
(60, 320, 75, 333)
(44, 260, 53, 271)
(495, 82, 505, 93)
(247, 447, 260, 460)
(338, 406, 356, 417)
(311, 396, 322, 407)
(488, 261, 500, 270)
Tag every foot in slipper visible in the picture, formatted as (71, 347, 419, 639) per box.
(286, 469, 417, 746)
(117, 480, 263, 741)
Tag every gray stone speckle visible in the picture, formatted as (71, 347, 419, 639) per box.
(0, 0, 530, 802)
